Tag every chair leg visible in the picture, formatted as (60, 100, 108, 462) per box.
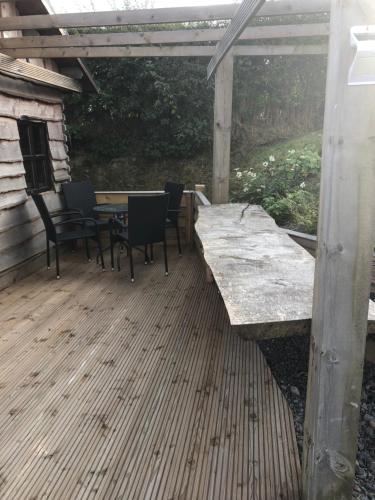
(129, 246, 135, 282)
(163, 239, 169, 276)
(117, 243, 121, 272)
(144, 244, 149, 265)
(150, 244, 154, 263)
(110, 236, 115, 271)
(85, 239, 91, 262)
(46, 237, 51, 269)
(175, 224, 182, 256)
(55, 243, 60, 279)
(96, 237, 105, 271)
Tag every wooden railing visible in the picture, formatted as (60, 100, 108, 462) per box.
(284, 228, 375, 297)
(283, 228, 317, 255)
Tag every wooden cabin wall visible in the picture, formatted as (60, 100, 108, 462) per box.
(0, 87, 70, 288)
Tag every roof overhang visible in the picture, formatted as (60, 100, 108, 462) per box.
(0, 52, 82, 92)
(10, 0, 98, 92)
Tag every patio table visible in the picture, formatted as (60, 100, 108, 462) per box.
(93, 203, 128, 217)
(93, 204, 128, 261)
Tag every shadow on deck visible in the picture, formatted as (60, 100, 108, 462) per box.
(0, 248, 301, 499)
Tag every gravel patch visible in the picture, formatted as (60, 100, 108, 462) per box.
(258, 335, 375, 500)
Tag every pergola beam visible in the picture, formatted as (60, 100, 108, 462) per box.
(0, 44, 328, 59)
(0, 24, 330, 49)
(0, 1, 331, 31)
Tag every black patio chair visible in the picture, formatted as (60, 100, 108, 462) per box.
(32, 193, 104, 279)
(164, 181, 185, 255)
(110, 194, 169, 282)
(62, 180, 107, 229)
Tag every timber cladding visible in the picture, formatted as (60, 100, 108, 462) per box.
(0, 85, 71, 280)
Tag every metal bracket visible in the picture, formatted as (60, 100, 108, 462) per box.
(349, 26, 375, 86)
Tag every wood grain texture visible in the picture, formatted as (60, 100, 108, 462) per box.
(0, 93, 64, 121)
(0, 95, 70, 276)
(53, 168, 71, 183)
(0, 1, 331, 30)
(49, 140, 68, 161)
(0, 250, 301, 499)
(0, 24, 330, 49)
(0, 192, 65, 273)
(0, 43, 328, 59)
(195, 204, 375, 339)
(0, 192, 62, 234)
(0, 74, 64, 104)
(212, 52, 233, 204)
(0, 116, 19, 140)
(0, 162, 25, 179)
(0, 140, 22, 163)
(302, 1, 375, 498)
(0, 190, 28, 210)
(47, 121, 66, 141)
(0, 175, 26, 193)
(0, 1, 21, 39)
(0, 53, 81, 93)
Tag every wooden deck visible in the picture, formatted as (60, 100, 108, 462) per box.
(0, 249, 301, 499)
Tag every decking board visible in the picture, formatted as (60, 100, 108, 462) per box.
(0, 249, 300, 499)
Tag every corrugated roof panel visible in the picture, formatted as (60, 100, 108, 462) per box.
(0, 52, 82, 92)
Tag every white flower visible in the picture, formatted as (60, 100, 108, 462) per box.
(269, 155, 275, 162)
(262, 161, 269, 167)
(236, 171, 242, 179)
(300, 182, 306, 189)
(288, 149, 296, 154)
(243, 187, 249, 193)
(256, 188, 262, 193)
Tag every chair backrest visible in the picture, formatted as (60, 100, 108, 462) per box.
(32, 193, 56, 240)
(164, 181, 185, 223)
(62, 180, 97, 218)
(128, 194, 169, 246)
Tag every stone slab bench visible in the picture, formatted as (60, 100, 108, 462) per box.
(195, 203, 375, 339)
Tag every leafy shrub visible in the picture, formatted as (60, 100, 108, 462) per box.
(230, 133, 322, 233)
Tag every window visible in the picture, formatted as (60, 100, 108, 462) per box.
(18, 119, 53, 193)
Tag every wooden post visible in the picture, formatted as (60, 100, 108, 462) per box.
(303, 1, 375, 499)
(212, 51, 233, 204)
(194, 183, 206, 193)
(0, 1, 45, 67)
(0, 1, 21, 39)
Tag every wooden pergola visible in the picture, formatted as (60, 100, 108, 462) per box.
(1, 1, 374, 499)
(0, 0, 331, 204)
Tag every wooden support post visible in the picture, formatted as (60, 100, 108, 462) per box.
(194, 184, 206, 193)
(303, 1, 375, 499)
(212, 51, 233, 204)
(0, 1, 21, 39)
